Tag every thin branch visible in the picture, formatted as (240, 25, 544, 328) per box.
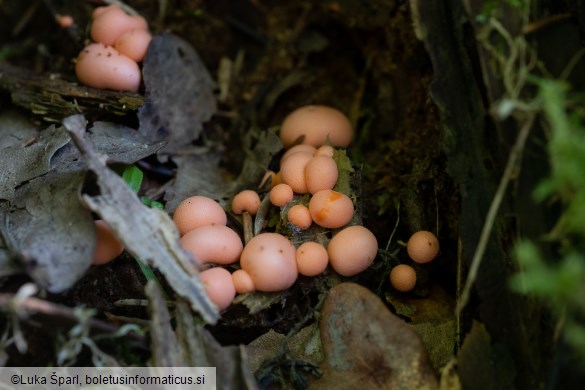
(385, 202, 400, 251)
(457, 112, 536, 314)
(0, 293, 144, 343)
(560, 48, 585, 81)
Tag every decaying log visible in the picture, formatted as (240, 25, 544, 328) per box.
(0, 64, 144, 121)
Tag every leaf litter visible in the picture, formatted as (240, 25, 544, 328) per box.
(63, 114, 218, 324)
(0, 122, 70, 200)
(0, 2, 466, 386)
(1, 32, 225, 322)
(146, 281, 257, 389)
(0, 111, 165, 292)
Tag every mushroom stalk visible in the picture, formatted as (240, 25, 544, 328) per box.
(242, 211, 253, 244)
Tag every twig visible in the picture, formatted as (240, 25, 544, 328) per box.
(458, 1, 541, 314)
(104, 312, 151, 327)
(560, 48, 585, 81)
(457, 112, 536, 314)
(0, 293, 144, 342)
(385, 202, 400, 251)
(522, 13, 573, 35)
(12, 1, 41, 36)
(455, 236, 463, 352)
(114, 298, 176, 308)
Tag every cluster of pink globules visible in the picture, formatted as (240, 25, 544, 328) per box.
(75, 4, 152, 92)
(175, 106, 379, 311)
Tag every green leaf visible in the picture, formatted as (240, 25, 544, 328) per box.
(122, 165, 144, 194)
(141, 196, 164, 209)
(135, 257, 168, 299)
(332, 149, 354, 196)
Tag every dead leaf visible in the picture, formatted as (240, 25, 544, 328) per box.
(51, 121, 166, 174)
(233, 290, 289, 316)
(457, 321, 516, 390)
(235, 129, 282, 189)
(63, 114, 218, 324)
(146, 281, 185, 366)
(162, 129, 281, 216)
(0, 123, 70, 200)
(175, 302, 258, 389)
(0, 112, 87, 291)
(163, 153, 232, 214)
(0, 113, 166, 292)
(138, 33, 216, 158)
(2, 171, 94, 292)
(0, 109, 38, 149)
(332, 148, 354, 196)
(146, 281, 257, 389)
(246, 325, 323, 373)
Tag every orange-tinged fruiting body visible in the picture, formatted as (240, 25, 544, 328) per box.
(91, 4, 148, 46)
(232, 269, 255, 294)
(114, 29, 152, 62)
(327, 225, 378, 276)
(280, 152, 312, 194)
(287, 204, 312, 230)
(180, 225, 243, 265)
(407, 230, 440, 264)
(296, 242, 329, 276)
(56, 14, 74, 28)
(390, 264, 417, 292)
(92, 220, 124, 265)
(75, 43, 141, 92)
(240, 233, 298, 292)
(232, 190, 261, 215)
(92, 4, 116, 19)
(173, 195, 227, 236)
(270, 183, 294, 207)
(200, 267, 236, 311)
(281, 144, 317, 164)
(305, 155, 338, 194)
(308, 189, 353, 229)
(280, 105, 353, 148)
(314, 145, 334, 158)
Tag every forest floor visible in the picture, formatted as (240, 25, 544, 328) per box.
(5, 1, 575, 389)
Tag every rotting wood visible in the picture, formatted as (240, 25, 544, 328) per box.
(0, 64, 144, 121)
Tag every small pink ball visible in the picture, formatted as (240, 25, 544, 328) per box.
(91, 4, 148, 46)
(172, 196, 227, 236)
(270, 183, 294, 207)
(406, 230, 440, 264)
(327, 226, 378, 276)
(287, 204, 312, 230)
(232, 269, 255, 294)
(240, 233, 298, 292)
(75, 43, 141, 92)
(114, 29, 152, 62)
(296, 242, 329, 276)
(390, 264, 417, 292)
(199, 267, 236, 311)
